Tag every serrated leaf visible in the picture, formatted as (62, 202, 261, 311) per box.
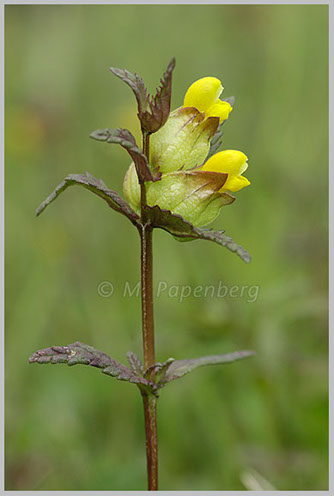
(89, 128, 155, 183)
(35, 172, 139, 224)
(29, 342, 157, 394)
(194, 228, 251, 263)
(158, 350, 255, 385)
(110, 67, 149, 116)
(144, 205, 251, 263)
(140, 58, 176, 133)
(110, 58, 176, 134)
(127, 351, 144, 375)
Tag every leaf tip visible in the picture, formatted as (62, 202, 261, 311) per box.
(109, 66, 120, 75)
(240, 350, 256, 357)
(243, 252, 252, 264)
(35, 204, 44, 217)
(168, 56, 176, 70)
(89, 129, 108, 141)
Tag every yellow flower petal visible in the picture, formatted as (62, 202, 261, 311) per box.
(222, 174, 250, 192)
(183, 77, 223, 113)
(202, 150, 248, 176)
(206, 100, 232, 123)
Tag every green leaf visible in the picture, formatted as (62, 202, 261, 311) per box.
(89, 128, 155, 183)
(36, 172, 139, 224)
(110, 58, 176, 134)
(29, 342, 157, 394)
(158, 350, 255, 385)
(144, 205, 251, 263)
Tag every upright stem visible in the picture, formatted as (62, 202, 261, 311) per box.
(139, 130, 158, 491)
(140, 224, 155, 372)
(142, 379, 158, 490)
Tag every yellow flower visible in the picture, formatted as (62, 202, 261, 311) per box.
(183, 77, 233, 123)
(149, 77, 233, 174)
(202, 150, 250, 192)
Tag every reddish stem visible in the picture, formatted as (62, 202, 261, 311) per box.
(139, 131, 158, 491)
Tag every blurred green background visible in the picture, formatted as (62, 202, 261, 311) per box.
(5, 4, 328, 491)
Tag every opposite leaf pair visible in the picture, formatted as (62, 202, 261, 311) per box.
(29, 342, 255, 397)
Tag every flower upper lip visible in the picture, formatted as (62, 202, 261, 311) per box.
(183, 76, 233, 123)
(202, 150, 250, 193)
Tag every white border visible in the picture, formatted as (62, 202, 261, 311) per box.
(1, 0, 4, 494)
(1, 0, 331, 494)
